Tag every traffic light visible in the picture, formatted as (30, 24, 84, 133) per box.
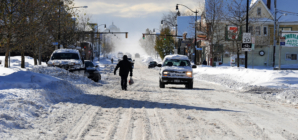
(183, 33, 187, 40)
(164, 34, 166, 40)
(143, 34, 145, 39)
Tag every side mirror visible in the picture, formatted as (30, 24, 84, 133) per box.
(192, 65, 197, 68)
(95, 65, 99, 68)
(157, 64, 162, 67)
(133, 60, 135, 61)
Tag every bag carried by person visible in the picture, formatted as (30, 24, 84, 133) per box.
(129, 77, 134, 85)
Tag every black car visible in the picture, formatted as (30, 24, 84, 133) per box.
(84, 60, 101, 82)
(127, 58, 135, 69)
(148, 61, 157, 68)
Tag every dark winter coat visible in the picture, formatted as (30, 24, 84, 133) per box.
(114, 59, 133, 77)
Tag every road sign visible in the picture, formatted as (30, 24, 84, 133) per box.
(280, 37, 285, 46)
(242, 43, 252, 51)
(196, 48, 202, 51)
(242, 33, 251, 43)
(52, 42, 58, 45)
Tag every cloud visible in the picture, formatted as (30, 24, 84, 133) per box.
(74, 0, 204, 18)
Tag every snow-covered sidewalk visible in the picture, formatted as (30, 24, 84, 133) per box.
(193, 65, 298, 105)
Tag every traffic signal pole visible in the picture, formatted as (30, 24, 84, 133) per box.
(245, 0, 249, 68)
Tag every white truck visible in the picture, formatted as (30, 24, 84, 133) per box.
(47, 49, 85, 70)
(117, 52, 123, 61)
(157, 54, 197, 89)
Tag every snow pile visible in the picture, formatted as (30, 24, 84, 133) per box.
(30, 66, 96, 85)
(142, 56, 162, 64)
(0, 56, 97, 133)
(193, 65, 298, 105)
(0, 69, 85, 132)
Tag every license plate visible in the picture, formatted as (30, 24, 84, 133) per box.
(174, 80, 180, 82)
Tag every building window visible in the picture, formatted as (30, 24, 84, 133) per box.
(263, 26, 268, 36)
(255, 26, 261, 35)
(257, 7, 261, 16)
(280, 27, 292, 31)
(248, 26, 253, 35)
(286, 54, 297, 60)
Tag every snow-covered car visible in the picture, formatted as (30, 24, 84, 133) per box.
(127, 58, 134, 69)
(84, 60, 101, 82)
(157, 54, 197, 89)
(47, 49, 84, 70)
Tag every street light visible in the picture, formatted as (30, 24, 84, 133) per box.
(176, 4, 198, 64)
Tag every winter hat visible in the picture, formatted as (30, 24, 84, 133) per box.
(123, 55, 128, 60)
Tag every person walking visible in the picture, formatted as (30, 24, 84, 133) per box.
(114, 55, 133, 90)
(111, 58, 113, 64)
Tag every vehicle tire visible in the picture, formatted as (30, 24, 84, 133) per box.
(98, 74, 101, 80)
(187, 82, 193, 89)
(159, 81, 165, 88)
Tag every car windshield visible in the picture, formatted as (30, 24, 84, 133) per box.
(128, 58, 132, 61)
(51, 53, 79, 60)
(150, 62, 156, 64)
(85, 62, 94, 67)
(163, 59, 190, 67)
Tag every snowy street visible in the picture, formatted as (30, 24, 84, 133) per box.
(2, 58, 298, 140)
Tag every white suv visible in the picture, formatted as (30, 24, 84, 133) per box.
(157, 54, 196, 89)
(47, 49, 84, 70)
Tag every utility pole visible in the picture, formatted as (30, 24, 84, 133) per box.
(245, 0, 249, 68)
(273, 0, 276, 67)
(58, 2, 62, 49)
(194, 10, 197, 65)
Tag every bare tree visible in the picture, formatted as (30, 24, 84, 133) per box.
(204, 0, 225, 65)
(224, 0, 258, 67)
(139, 28, 155, 56)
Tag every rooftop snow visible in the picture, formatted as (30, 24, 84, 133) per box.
(250, 0, 298, 22)
(164, 54, 190, 60)
(53, 49, 80, 53)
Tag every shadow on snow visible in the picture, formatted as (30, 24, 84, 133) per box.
(63, 93, 239, 112)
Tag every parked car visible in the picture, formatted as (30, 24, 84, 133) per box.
(148, 61, 157, 68)
(135, 53, 140, 58)
(127, 58, 135, 69)
(84, 60, 101, 82)
(157, 54, 197, 89)
(47, 49, 85, 70)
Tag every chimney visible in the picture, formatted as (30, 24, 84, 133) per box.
(267, 0, 271, 9)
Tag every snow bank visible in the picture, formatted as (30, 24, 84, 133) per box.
(142, 55, 162, 64)
(0, 56, 98, 134)
(193, 65, 298, 105)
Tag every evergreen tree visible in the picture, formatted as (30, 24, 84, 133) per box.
(154, 27, 174, 59)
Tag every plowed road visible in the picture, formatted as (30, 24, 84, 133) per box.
(11, 60, 298, 140)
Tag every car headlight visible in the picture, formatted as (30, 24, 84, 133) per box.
(163, 71, 170, 76)
(186, 71, 192, 77)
